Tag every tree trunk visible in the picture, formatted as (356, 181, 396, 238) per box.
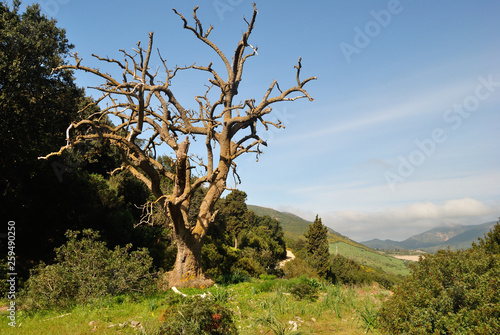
(165, 233, 213, 288)
(161, 201, 214, 289)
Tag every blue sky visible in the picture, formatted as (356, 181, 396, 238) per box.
(21, 0, 500, 241)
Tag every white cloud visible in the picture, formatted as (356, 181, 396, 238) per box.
(317, 198, 499, 242)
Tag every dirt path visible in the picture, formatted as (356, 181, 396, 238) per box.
(278, 249, 296, 268)
(391, 255, 421, 261)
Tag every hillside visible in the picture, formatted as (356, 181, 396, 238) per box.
(329, 242, 410, 276)
(248, 205, 364, 247)
(247, 205, 312, 240)
(248, 205, 409, 275)
(362, 221, 496, 252)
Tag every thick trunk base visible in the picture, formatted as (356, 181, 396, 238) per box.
(160, 270, 214, 290)
(158, 235, 214, 289)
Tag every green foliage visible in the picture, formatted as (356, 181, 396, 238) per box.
(218, 269, 251, 285)
(209, 286, 231, 304)
(379, 247, 500, 334)
(289, 281, 319, 301)
(254, 278, 280, 293)
(203, 191, 287, 281)
(1, 1, 79, 279)
(22, 229, 155, 310)
(357, 304, 379, 333)
(473, 219, 500, 254)
(216, 190, 248, 248)
(159, 296, 238, 335)
(304, 215, 330, 278)
(0, 2, 81, 184)
(330, 254, 370, 285)
(202, 233, 240, 281)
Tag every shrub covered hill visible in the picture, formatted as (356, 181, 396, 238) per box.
(248, 205, 410, 276)
(248, 205, 351, 243)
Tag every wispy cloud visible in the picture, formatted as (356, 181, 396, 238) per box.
(278, 74, 483, 145)
(319, 198, 499, 242)
(289, 169, 500, 208)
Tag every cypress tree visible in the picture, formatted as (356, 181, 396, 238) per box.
(304, 215, 330, 278)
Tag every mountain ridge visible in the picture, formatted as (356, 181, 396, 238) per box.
(361, 221, 496, 252)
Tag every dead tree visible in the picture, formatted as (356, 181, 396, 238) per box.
(40, 4, 315, 288)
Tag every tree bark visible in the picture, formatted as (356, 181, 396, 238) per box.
(166, 231, 213, 288)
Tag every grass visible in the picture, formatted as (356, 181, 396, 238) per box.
(0, 278, 391, 335)
(330, 242, 411, 276)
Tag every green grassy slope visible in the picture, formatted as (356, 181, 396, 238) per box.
(330, 242, 410, 276)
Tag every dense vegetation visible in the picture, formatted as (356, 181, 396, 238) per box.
(380, 222, 500, 334)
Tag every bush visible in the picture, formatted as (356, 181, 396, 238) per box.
(22, 229, 154, 310)
(289, 281, 319, 301)
(329, 254, 370, 286)
(379, 248, 500, 334)
(218, 269, 250, 285)
(159, 296, 238, 335)
(282, 258, 318, 279)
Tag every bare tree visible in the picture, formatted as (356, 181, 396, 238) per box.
(40, 4, 315, 288)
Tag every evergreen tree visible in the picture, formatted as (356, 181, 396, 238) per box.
(217, 190, 248, 249)
(0, 1, 82, 194)
(304, 215, 330, 278)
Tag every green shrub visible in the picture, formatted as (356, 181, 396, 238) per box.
(329, 254, 370, 286)
(234, 254, 265, 277)
(259, 274, 277, 280)
(209, 286, 231, 304)
(22, 229, 154, 310)
(282, 258, 318, 279)
(254, 278, 280, 293)
(289, 281, 319, 301)
(218, 269, 250, 285)
(159, 296, 238, 335)
(379, 248, 500, 334)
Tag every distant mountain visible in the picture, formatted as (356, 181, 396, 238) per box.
(361, 221, 496, 252)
